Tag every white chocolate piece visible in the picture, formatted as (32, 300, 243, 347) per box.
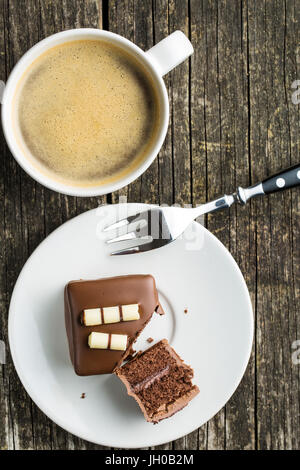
(83, 308, 102, 326)
(82, 304, 140, 326)
(110, 334, 128, 351)
(88, 332, 128, 351)
(88, 332, 108, 349)
(122, 304, 140, 321)
(103, 306, 120, 324)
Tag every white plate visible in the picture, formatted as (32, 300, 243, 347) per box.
(9, 204, 253, 448)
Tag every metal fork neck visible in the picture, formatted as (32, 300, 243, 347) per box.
(194, 182, 265, 218)
(235, 182, 264, 205)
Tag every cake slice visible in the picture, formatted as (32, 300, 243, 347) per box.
(64, 274, 164, 376)
(115, 339, 199, 423)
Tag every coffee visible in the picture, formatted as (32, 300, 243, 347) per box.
(14, 40, 158, 187)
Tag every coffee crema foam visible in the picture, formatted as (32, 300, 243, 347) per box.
(14, 40, 159, 187)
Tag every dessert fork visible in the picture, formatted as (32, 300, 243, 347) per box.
(104, 164, 300, 255)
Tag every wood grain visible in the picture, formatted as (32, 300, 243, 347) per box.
(0, 0, 299, 450)
(247, 0, 300, 449)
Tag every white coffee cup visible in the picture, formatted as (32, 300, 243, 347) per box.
(1, 28, 193, 197)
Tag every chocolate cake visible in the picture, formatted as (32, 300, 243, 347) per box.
(64, 274, 164, 376)
(115, 339, 199, 423)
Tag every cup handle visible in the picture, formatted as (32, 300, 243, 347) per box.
(145, 31, 193, 77)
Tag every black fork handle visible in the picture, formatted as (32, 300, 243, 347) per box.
(205, 163, 300, 213)
(261, 164, 300, 194)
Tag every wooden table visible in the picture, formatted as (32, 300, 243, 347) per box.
(0, 0, 299, 450)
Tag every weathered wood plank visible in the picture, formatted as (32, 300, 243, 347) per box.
(215, 0, 255, 450)
(286, 0, 300, 450)
(0, 0, 14, 451)
(150, 0, 177, 446)
(188, 0, 255, 450)
(189, 0, 210, 450)
(153, 0, 174, 207)
(109, 0, 173, 208)
(1, 0, 43, 451)
(248, 0, 300, 449)
(134, 1, 159, 205)
(38, 0, 104, 450)
(166, 0, 196, 451)
(191, 0, 227, 450)
(190, 0, 207, 210)
(14, 1, 49, 449)
(168, 0, 191, 209)
(109, 0, 143, 205)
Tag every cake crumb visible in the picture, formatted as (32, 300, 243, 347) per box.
(80, 393, 86, 399)
(184, 308, 188, 314)
(147, 337, 154, 343)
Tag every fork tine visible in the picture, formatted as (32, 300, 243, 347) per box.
(110, 245, 141, 255)
(107, 233, 151, 244)
(102, 213, 143, 232)
(102, 218, 129, 232)
(110, 236, 173, 255)
(110, 240, 156, 255)
(106, 231, 137, 244)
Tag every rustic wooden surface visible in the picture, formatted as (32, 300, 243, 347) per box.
(0, 0, 299, 450)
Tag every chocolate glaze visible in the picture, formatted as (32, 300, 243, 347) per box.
(64, 274, 164, 376)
